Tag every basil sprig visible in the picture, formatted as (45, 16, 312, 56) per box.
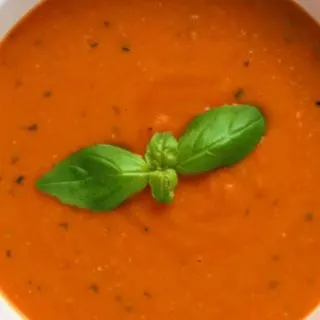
(36, 104, 266, 211)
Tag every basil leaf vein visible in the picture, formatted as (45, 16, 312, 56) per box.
(176, 104, 266, 175)
(37, 144, 149, 211)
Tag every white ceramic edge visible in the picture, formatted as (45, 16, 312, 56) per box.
(0, 0, 41, 39)
(0, 0, 319, 319)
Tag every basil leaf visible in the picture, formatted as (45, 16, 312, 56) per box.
(36, 145, 149, 211)
(176, 104, 266, 175)
(149, 169, 178, 204)
(144, 132, 178, 170)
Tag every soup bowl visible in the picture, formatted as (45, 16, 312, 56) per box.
(0, 0, 319, 319)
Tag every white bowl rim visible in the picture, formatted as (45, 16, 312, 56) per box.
(0, 0, 319, 319)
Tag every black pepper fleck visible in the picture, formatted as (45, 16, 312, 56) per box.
(243, 60, 250, 67)
(147, 127, 153, 132)
(305, 212, 314, 222)
(11, 155, 20, 165)
(26, 123, 38, 132)
(234, 88, 245, 100)
(15, 80, 23, 88)
(315, 100, 320, 107)
(58, 222, 69, 230)
(196, 257, 203, 263)
(112, 105, 121, 115)
(268, 280, 280, 290)
(121, 45, 131, 52)
(125, 306, 133, 313)
(88, 283, 100, 294)
(5, 249, 12, 258)
(271, 254, 280, 262)
(27, 281, 42, 291)
(15, 175, 25, 185)
(143, 226, 150, 233)
(43, 90, 52, 98)
(103, 21, 110, 28)
(143, 291, 152, 299)
(89, 41, 99, 48)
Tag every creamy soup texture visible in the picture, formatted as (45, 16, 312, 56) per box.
(0, 0, 320, 319)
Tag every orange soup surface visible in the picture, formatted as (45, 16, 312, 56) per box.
(1, 0, 320, 319)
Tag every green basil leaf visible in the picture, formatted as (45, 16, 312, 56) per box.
(36, 144, 149, 212)
(176, 104, 266, 175)
(149, 169, 178, 204)
(144, 132, 178, 170)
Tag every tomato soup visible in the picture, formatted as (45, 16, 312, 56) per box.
(1, 0, 320, 319)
